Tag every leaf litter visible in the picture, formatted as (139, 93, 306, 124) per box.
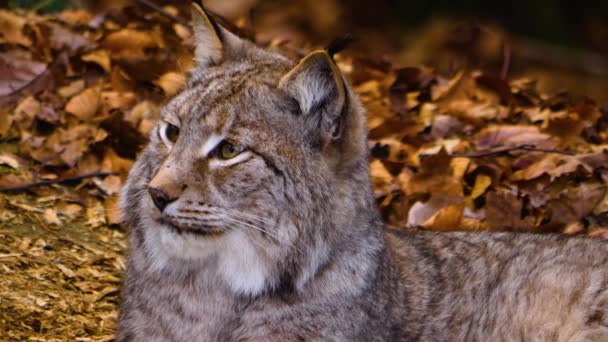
(1, 2, 608, 340)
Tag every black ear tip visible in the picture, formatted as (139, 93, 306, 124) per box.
(326, 34, 354, 57)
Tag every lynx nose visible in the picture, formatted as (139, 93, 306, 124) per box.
(148, 187, 176, 212)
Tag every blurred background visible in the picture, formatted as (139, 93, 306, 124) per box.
(6, 0, 608, 104)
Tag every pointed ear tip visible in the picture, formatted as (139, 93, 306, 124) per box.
(191, 3, 205, 16)
(295, 50, 340, 73)
(306, 50, 334, 62)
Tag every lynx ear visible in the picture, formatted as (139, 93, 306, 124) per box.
(191, 3, 244, 67)
(279, 50, 346, 142)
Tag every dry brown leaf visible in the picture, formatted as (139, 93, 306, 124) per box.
(14, 95, 41, 121)
(563, 221, 585, 235)
(86, 200, 107, 228)
(126, 101, 157, 126)
(102, 29, 162, 60)
(46, 22, 89, 52)
(370, 160, 394, 196)
(422, 203, 464, 231)
(104, 197, 123, 226)
(57, 79, 85, 98)
(155, 72, 186, 97)
(588, 229, 608, 240)
(476, 125, 557, 150)
(28, 124, 108, 167)
(0, 109, 15, 137)
(56, 264, 76, 278)
(466, 173, 492, 208)
(82, 49, 111, 73)
(101, 148, 133, 177)
(407, 193, 462, 227)
(58, 9, 92, 27)
(43, 208, 62, 226)
(65, 86, 102, 121)
(0, 152, 21, 169)
(101, 91, 136, 114)
(512, 154, 593, 182)
(485, 189, 535, 231)
(369, 139, 417, 164)
(0, 52, 47, 97)
(93, 174, 122, 196)
(548, 183, 605, 225)
(432, 70, 464, 101)
(55, 202, 83, 218)
(0, 10, 31, 46)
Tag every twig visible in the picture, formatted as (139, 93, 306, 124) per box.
(450, 144, 574, 158)
(135, 0, 191, 29)
(0, 171, 118, 192)
(0, 253, 22, 259)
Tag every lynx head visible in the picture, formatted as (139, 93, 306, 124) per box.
(121, 3, 377, 296)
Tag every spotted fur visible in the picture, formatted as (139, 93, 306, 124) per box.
(117, 4, 608, 341)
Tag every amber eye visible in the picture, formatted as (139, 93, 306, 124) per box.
(213, 140, 244, 159)
(165, 123, 180, 143)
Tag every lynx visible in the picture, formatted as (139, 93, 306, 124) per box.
(117, 3, 608, 341)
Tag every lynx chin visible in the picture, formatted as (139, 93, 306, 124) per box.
(117, 3, 608, 341)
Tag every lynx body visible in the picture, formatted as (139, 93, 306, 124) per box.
(118, 4, 608, 341)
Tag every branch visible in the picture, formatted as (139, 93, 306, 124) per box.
(0, 171, 118, 192)
(450, 144, 574, 158)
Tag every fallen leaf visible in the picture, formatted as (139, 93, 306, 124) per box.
(43, 208, 62, 226)
(422, 202, 465, 231)
(56, 264, 76, 278)
(81, 49, 111, 73)
(0, 10, 31, 46)
(102, 28, 162, 60)
(65, 86, 102, 121)
(0, 152, 21, 169)
(476, 125, 557, 150)
(0, 52, 47, 96)
(46, 22, 89, 52)
(466, 173, 492, 207)
(58, 9, 92, 27)
(369, 139, 417, 164)
(547, 183, 605, 225)
(407, 193, 462, 227)
(55, 202, 83, 217)
(57, 79, 85, 98)
(104, 197, 123, 226)
(154, 72, 186, 97)
(485, 189, 535, 231)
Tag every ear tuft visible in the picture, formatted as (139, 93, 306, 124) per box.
(325, 34, 353, 58)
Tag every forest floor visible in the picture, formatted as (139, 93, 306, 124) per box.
(1, 1, 608, 340)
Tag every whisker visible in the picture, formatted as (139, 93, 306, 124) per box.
(220, 215, 304, 255)
(204, 207, 305, 253)
(209, 207, 278, 229)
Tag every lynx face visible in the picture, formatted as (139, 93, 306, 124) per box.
(121, 4, 369, 296)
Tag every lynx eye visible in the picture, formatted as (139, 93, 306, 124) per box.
(164, 123, 180, 143)
(211, 140, 244, 160)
